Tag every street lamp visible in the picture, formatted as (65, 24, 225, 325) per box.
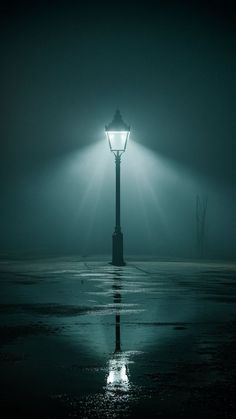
(105, 110, 130, 266)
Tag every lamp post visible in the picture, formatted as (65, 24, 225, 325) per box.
(105, 110, 130, 266)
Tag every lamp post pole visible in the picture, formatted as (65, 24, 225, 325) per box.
(105, 110, 130, 267)
(113, 152, 124, 266)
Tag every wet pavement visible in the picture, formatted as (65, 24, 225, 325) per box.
(0, 257, 235, 418)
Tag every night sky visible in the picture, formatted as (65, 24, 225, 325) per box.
(0, 0, 235, 258)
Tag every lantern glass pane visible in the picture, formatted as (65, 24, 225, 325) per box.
(107, 131, 129, 151)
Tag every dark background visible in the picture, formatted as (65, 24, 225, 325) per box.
(0, 0, 235, 258)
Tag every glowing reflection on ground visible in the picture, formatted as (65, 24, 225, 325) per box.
(106, 352, 130, 392)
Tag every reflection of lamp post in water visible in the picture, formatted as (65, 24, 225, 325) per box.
(114, 283, 121, 352)
(106, 277, 129, 388)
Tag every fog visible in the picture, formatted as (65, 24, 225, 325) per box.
(0, 1, 235, 259)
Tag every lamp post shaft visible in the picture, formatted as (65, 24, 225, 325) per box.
(115, 154, 121, 231)
(112, 153, 125, 266)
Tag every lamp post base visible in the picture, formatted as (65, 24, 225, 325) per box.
(112, 231, 125, 266)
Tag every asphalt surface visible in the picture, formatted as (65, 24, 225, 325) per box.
(0, 257, 235, 418)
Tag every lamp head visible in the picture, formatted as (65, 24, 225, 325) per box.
(105, 110, 130, 154)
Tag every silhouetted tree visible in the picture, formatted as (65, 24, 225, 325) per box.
(196, 195, 208, 258)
